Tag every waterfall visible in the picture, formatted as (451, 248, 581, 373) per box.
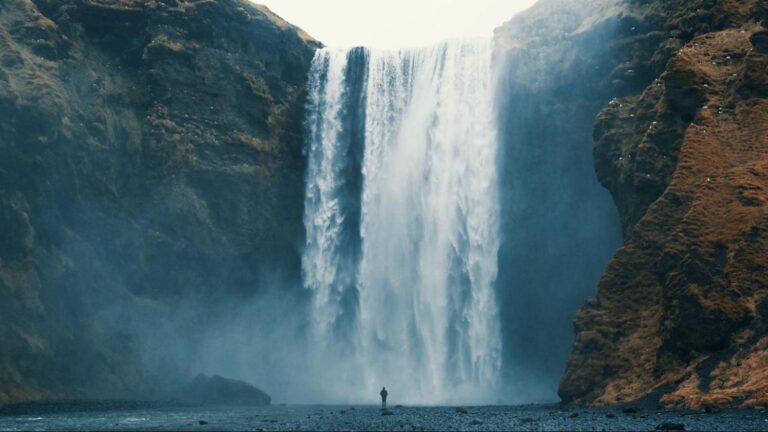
(303, 39, 502, 404)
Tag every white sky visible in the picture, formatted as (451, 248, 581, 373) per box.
(253, 0, 539, 49)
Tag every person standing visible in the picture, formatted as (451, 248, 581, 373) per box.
(380, 387, 388, 409)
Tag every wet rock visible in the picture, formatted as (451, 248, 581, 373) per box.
(185, 374, 271, 406)
(381, 409, 394, 416)
(656, 422, 685, 431)
(455, 407, 469, 414)
(704, 405, 722, 414)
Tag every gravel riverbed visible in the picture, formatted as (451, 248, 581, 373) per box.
(1, 402, 767, 431)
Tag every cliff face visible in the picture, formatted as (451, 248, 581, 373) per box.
(0, 0, 318, 403)
(559, 0, 768, 408)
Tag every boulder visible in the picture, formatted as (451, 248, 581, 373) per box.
(185, 374, 271, 406)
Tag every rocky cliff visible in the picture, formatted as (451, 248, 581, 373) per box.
(0, 0, 318, 404)
(554, 0, 768, 409)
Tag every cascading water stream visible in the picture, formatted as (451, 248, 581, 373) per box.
(303, 39, 502, 404)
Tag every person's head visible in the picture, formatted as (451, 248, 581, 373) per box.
(382, 387, 386, 390)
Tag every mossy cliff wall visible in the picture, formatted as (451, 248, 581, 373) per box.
(0, 0, 318, 403)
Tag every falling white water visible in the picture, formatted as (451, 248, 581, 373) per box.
(303, 39, 502, 404)
(303, 48, 352, 340)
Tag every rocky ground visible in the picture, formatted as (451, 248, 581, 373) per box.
(2, 403, 768, 431)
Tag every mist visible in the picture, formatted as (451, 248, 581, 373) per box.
(120, 2, 626, 407)
(8, 0, 629, 409)
(493, 0, 623, 402)
(176, 20, 624, 408)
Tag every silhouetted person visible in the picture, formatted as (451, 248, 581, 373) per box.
(380, 387, 388, 409)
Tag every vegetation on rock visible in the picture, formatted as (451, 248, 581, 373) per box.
(561, 0, 768, 409)
(0, 0, 318, 404)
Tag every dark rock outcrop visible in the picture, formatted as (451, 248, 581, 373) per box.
(185, 374, 270, 406)
(0, 0, 318, 404)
